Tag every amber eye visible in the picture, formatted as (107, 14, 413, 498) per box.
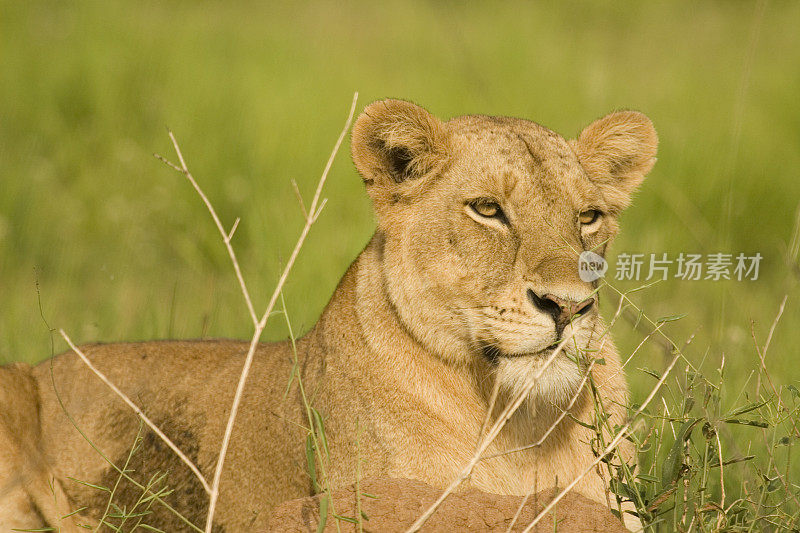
(579, 209, 601, 225)
(468, 200, 507, 224)
(473, 201, 500, 217)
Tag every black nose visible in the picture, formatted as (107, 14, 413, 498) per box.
(527, 290, 595, 337)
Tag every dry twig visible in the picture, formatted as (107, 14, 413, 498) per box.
(62, 92, 358, 533)
(201, 92, 358, 532)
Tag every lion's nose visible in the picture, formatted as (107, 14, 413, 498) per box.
(527, 290, 595, 337)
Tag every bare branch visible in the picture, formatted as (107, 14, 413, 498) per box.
(716, 432, 726, 530)
(153, 154, 182, 173)
(476, 376, 501, 452)
(204, 92, 359, 533)
(291, 179, 308, 221)
(506, 474, 537, 533)
(310, 198, 329, 224)
(226, 217, 240, 242)
(751, 296, 798, 437)
(762, 294, 787, 358)
(155, 135, 258, 326)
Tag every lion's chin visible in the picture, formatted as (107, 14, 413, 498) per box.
(494, 350, 585, 409)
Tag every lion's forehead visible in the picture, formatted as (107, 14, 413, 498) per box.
(446, 116, 591, 207)
(448, 115, 574, 156)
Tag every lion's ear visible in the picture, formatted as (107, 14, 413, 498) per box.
(570, 111, 658, 213)
(351, 99, 450, 198)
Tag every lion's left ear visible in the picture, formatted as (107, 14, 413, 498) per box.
(570, 111, 658, 213)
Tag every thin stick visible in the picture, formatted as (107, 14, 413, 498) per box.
(748, 297, 800, 512)
(227, 217, 240, 241)
(506, 473, 537, 533)
(520, 351, 681, 532)
(476, 375, 501, 452)
(203, 92, 358, 533)
(762, 295, 787, 359)
(291, 179, 308, 221)
(716, 432, 726, 530)
(598, 322, 664, 389)
(60, 330, 211, 495)
(751, 296, 798, 437)
(155, 137, 258, 327)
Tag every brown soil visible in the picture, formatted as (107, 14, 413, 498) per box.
(267, 477, 628, 532)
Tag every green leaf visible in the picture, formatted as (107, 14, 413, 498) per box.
(682, 396, 695, 416)
(316, 495, 329, 533)
(283, 362, 298, 400)
(609, 478, 641, 501)
(60, 507, 88, 519)
(656, 313, 687, 323)
(722, 418, 769, 428)
(306, 434, 320, 493)
(787, 385, 800, 400)
(638, 367, 661, 379)
(65, 477, 110, 492)
(727, 401, 766, 417)
(566, 413, 596, 430)
(312, 408, 331, 460)
(636, 473, 660, 483)
(716, 455, 755, 467)
(335, 515, 359, 524)
(762, 475, 782, 493)
(661, 419, 699, 489)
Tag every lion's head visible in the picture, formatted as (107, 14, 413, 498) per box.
(351, 99, 657, 405)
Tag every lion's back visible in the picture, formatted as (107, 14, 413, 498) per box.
(31, 338, 313, 530)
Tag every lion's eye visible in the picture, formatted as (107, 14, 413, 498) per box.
(579, 209, 601, 225)
(469, 200, 507, 223)
(473, 201, 500, 217)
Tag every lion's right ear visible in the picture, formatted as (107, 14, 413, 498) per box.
(570, 111, 658, 213)
(351, 99, 450, 200)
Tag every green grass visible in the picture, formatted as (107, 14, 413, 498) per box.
(2, 1, 799, 530)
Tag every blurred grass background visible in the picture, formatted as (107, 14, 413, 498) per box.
(1, 0, 798, 433)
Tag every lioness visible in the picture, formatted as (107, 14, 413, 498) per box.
(0, 99, 657, 531)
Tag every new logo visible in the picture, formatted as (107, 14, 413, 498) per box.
(579, 251, 608, 282)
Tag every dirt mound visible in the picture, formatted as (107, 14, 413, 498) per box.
(268, 477, 628, 532)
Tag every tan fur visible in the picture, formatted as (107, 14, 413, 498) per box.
(0, 99, 657, 531)
(0, 363, 84, 532)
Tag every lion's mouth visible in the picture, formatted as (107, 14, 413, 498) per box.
(481, 343, 558, 364)
(481, 344, 503, 364)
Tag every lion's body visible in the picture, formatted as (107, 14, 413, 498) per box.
(0, 100, 657, 531)
(29, 340, 305, 531)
